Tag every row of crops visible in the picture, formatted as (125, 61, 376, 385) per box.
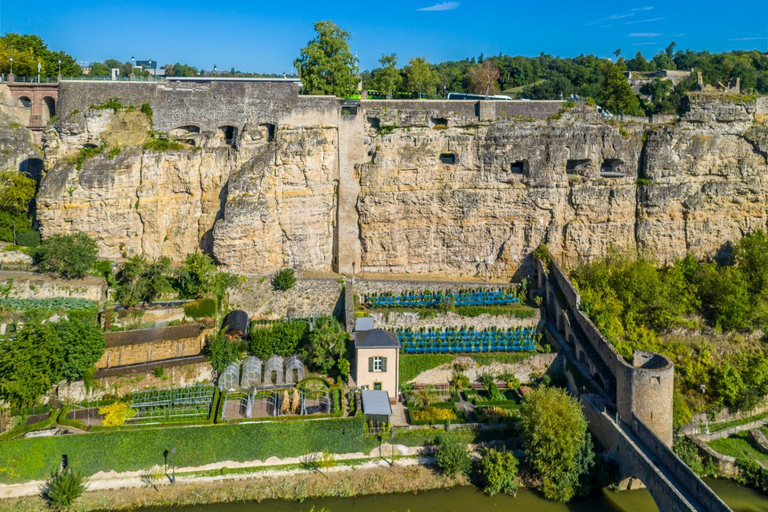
(363, 287, 522, 308)
(0, 297, 98, 312)
(128, 384, 216, 424)
(396, 328, 538, 354)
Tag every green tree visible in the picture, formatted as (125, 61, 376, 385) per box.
(520, 387, 592, 502)
(0, 33, 80, 77)
(694, 263, 751, 331)
(203, 334, 243, 374)
(599, 61, 643, 116)
(302, 316, 349, 374)
(55, 319, 105, 382)
(42, 467, 87, 510)
(434, 433, 471, 476)
(35, 233, 98, 279)
(405, 57, 439, 98)
(372, 53, 402, 99)
(733, 230, 768, 297)
(0, 170, 36, 215)
(114, 255, 172, 307)
(479, 447, 518, 496)
(248, 321, 309, 359)
(0, 322, 61, 408)
(175, 252, 216, 299)
(294, 21, 359, 97)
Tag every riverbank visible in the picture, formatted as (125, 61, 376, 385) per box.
(0, 459, 467, 512)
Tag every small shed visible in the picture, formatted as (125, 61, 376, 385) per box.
(218, 362, 240, 391)
(355, 317, 374, 332)
(223, 310, 250, 339)
(240, 356, 262, 388)
(361, 389, 392, 427)
(264, 355, 285, 386)
(285, 355, 305, 385)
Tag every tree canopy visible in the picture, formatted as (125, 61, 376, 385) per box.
(0, 33, 80, 77)
(35, 232, 99, 279)
(294, 21, 359, 97)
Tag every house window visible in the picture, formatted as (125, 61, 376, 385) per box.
(374, 382, 382, 390)
(373, 356, 383, 372)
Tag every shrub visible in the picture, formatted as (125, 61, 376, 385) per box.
(152, 366, 165, 379)
(183, 298, 217, 319)
(175, 253, 217, 299)
(143, 135, 184, 152)
(41, 467, 87, 510)
(272, 268, 296, 291)
(69, 144, 105, 170)
(35, 232, 98, 278)
(480, 447, 518, 496)
(248, 321, 309, 359)
(411, 406, 457, 423)
(203, 334, 244, 374)
(15, 230, 40, 247)
(99, 402, 137, 427)
(331, 389, 341, 413)
(434, 433, 471, 476)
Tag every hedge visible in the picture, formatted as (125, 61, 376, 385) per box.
(0, 413, 57, 441)
(183, 298, 217, 319)
(0, 415, 369, 483)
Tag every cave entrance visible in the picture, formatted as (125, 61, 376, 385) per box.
(600, 159, 626, 178)
(511, 160, 529, 176)
(566, 159, 590, 175)
(219, 125, 237, 147)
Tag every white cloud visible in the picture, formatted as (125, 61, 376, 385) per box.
(416, 1, 460, 11)
(632, 6, 654, 10)
(729, 36, 767, 41)
(630, 32, 662, 37)
(626, 17, 665, 24)
(608, 13, 635, 20)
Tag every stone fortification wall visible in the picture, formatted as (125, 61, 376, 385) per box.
(227, 277, 344, 319)
(97, 323, 209, 369)
(0, 271, 106, 301)
(368, 309, 539, 331)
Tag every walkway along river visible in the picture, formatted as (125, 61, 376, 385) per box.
(136, 479, 766, 512)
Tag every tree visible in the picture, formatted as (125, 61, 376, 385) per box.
(203, 333, 243, 374)
(0, 33, 80, 77)
(434, 433, 471, 476)
(405, 57, 438, 98)
(303, 316, 348, 374)
(272, 268, 296, 291)
(42, 467, 87, 510)
(733, 230, 768, 297)
(176, 252, 216, 299)
(469, 60, 501, 97)
(0, 322, 61, 408)
(99, 401, 137, 426)
(479, 447, 518, 496)
(54, 319, 105, 382)
(599, 61, 643, 116)
(372, 54, 402, 99)
(520, 387, 592, 502)
(114, 255, 172, 306)
(0, 170, 36, 215)
(294, 20, 359, 97)
(248, 321, 309, 359)
(35, 233, 98, 279)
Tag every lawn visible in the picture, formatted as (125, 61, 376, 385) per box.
(708, 431, 768, 465)
(399, 353, 535, 383)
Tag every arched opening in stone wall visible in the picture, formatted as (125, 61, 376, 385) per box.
(368, 117, 380, 130)
(173, 125, 200, 134)
(600, 159, 626, 178)
(18, 96, 32, 108)
(43, 96, 56, 119)
(260, 123, 275, 142)
(566, 159, 590, 175)
(511, 160, 530, 176)
(219, 125, 237, 147)
(439, 153, 456, 165)
(431, 117, 448, 128)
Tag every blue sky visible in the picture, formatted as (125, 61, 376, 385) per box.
(1, 0, 767, 73)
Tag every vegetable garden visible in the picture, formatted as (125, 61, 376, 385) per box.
(397, 327, 538, 353)
(363, 287, 522, 308)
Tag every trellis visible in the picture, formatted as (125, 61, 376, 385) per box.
(218, 362, 241, 391)
(240, 356, 262, 388)
(285, 356, 305, 385)
(127, 384, 215, 424)
(397, 327, 538, 353)
(363, 286, 521, 308)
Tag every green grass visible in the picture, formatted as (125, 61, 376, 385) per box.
(399, 353, 536, 383)
(0, 416, 370, 484)
(703, 411, 768, 433)
(709, 431, 768, 465)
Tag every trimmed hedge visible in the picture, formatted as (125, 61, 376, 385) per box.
(183, 298, 217, 319)
(0, 415, 369, 483)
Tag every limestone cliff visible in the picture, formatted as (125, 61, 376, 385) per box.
(32, 87, 768, 278)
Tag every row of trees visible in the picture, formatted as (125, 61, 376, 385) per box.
(0, 34, 80, 78)
(572, 231, 768, 417)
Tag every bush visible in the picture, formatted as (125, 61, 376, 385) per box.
(434, 433, 471, 476)
(479, 447, 518, 496)
(331, 388, 341, 413)
(98, 402, 137, 427)
(248, 321, 309, 359)
(272, 268, 296, 291)
(183, 298, 217, 319)
(411, 406, 458, 423)
(143, 135, 184, 152)
(15, 230, 40, 247)
(113, 255, 172, 307)
(175, 253, 216, 299)
(35, 233, 98, 278)
(42, 467, 87, 510)
(203, 334, 244, 374)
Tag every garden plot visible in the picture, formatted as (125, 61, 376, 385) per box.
(127, 384, 215, 424)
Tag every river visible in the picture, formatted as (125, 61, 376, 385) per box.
(138, 478, 766, 512)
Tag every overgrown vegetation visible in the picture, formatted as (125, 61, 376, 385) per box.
(479, 447, 519, 496)
(434, 433, 471, 477)
(572, 232, 768, 415)
(0, 169, 37, 244)
(203, 334, 245, 374)
(272, 268, 296, 291)
(41, 467, 87, 510)
(248, 321, 310, 359)
(35, 233, 98, 279)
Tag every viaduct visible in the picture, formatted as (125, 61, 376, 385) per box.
(537, 256, 732, 512)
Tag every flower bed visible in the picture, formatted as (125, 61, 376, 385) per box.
(364, 287, 522, 308)
(397, 327, 538, 353)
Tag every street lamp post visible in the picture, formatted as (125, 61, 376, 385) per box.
(37, 62, 41, 83)
(214, 64, 217, 77)
(131, 56, 135, 80)
(171, 446, 177, 483)
(58, 59, 61, 81)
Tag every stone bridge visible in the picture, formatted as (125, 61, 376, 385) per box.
(536, 257, 732, 512)
(5, 80, 58, 144)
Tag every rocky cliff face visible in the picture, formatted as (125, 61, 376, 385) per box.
(33, 93, 768, 277)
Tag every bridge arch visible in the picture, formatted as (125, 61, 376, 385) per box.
(43, 96, 56, 121)
(218, 125, 237, 146)
(18, 96, 32, 108)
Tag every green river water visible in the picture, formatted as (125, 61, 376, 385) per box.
(139, 478, 766, 512)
